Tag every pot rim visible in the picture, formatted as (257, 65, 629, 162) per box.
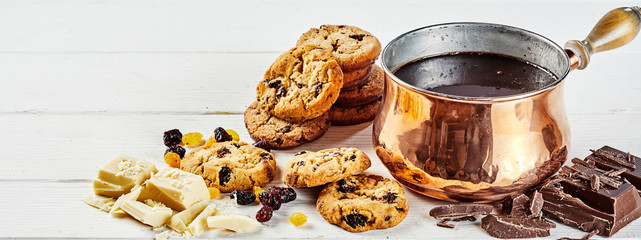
(380, 22, 571, 103)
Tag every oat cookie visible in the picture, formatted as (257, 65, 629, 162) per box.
(342, 65, 372, 90)
(297, 25, 381, 71)
(180, 141, 276, 193)
(329, 96, 381, 125)
(257, 45, 343, 123)
(244, 101, 330, 150)
(336, 64, 384, 107)
(316, 174, 409, 232)
(283, 147, 371, 187)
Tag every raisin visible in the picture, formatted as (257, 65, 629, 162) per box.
(349, 155, 356, 160)
(218, 167, 232, 186)
(259, 191, 281, 210)
(276, 85, 286, 98)
(268, 80, 281, 88)
(263, 79, 270, 83)
(256, 205, 273, 222)
(252, 139, 271, 152)
(268, 186, 296, 203)
(217, 147, 231, 158)
(385, 216, 391, 221)
(225, 129, 240, 141)
(231, 143, 241, 148)
(313, 83, 323, 97)
(290, 212, 308, 226)
(348, 33, 367, 41)
(208, 187, 220, 199)
(295, 151, 307, 156)
(278, 126, 291, 133)
(337, 179, 355, 193)
(164, 152, 181, 168)
(163, 129, 182, 146)
(371, 192, 398, 204)
(296, 83, 304, 88)
(274, 137, 283, 145)
(339, 196, 349, 200)
(165, 145, 186, 158)
(182, 132, 204, 147)
(259, 152, 272, 161)
(214, 127, 232, 142)
(295, 161, 305, 166)
(344, 213, 367, 229)
(230, 190, 256, 205)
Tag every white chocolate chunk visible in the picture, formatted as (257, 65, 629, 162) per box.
(121, 200, 173, 228)
(110, 185, 142, 215)
(167, 200, 208, 233)
(186, 203, 218, 237)
(82, 195, 116, 212)
(139, 168, 209, 211)
(207, 215, 258, 233)
(95, 154, 157, 198)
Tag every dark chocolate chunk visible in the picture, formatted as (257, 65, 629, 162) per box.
(436, 220, 455, 228)
(558, 229, 598, 240)
(590, 174, 600, 191)
(502, 194, 530, 217)
(529, 191, 543, 218)
(586, 146, 641, 191)
(429, 204, 493, 221)
(480, 214, 553, 239)
(541, 163, 641, 237)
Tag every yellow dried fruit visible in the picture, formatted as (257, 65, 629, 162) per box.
(208, 187, 221, 199)
(164, 152, 181, 168)
(252, 186, 266, 203)
(226, 129, 240, 142)
(182, 132, 204, 147)
(205, 136, 216, 147)
(290, 212, 308, 226)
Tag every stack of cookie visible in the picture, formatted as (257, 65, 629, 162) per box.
(296, 25, 384, 126)
(245, 45, 342, 150)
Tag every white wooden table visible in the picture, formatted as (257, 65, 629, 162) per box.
(1, 0, 640, 239)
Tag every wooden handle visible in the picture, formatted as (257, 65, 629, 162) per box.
(565, 6, 641, 70)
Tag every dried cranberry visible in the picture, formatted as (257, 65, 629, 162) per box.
(165, 145, 186, 158)
(252, 139, 271, 152)
(278, 187, 297, 203)
(256, 205, 273, 222)
(258, 191, 281, 210)
(163, 129, 182, 146)
(218, 167, 232, 186)
(230, 190, 256, 205)
(214, 127, 232, 142)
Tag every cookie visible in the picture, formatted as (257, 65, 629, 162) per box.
(180, 141, 276, 193)
(257, 45, 343, 123)
(336, 65, 384, 107)
(283, 148, 371, 187)
(297, 25, 382, 71)
(244, 101, 330, 150)
(316, 174, 409, 232)
(342, 65, 372, 90)
(329, 96, 381, 125)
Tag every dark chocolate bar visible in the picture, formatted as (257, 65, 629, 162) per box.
(429, 204, 493, 220)
(541, 162, 641, 237)
(585, 146, 641, 190)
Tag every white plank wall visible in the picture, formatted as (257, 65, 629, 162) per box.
(1, 0, 641, 239)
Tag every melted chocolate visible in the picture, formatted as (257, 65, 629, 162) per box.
(393, 52, 557, 97)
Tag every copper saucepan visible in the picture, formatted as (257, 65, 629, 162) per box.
(373, 7, 641, 202)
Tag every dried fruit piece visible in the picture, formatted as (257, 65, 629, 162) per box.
(165, 145, 186, 158)
(258, 191, 281, 210)
(230, 190, 256, 205)
(164, 152, 181, 168)
(253, 186, 266, 203)
(205, 136, 216, 147)
(290, 212, 308, 226)
(214, 127, 233, 142)
(163, 129, 182, 146)
(218, 167, 232, 186)
(252, 139, 271, 152)
(256, 205, 273, 222)
(182, 132, 204, 147)
(226, 129, 240, 142)
(208, 187, 220, 199)
(344, 213, 367, 229)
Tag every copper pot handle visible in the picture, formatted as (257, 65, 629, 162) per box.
(565, 6, 641, 70)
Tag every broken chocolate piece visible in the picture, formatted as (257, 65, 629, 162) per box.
(541, 163, 641, 237)
(586, 146, 641, 191)
(590, 174, 600, 191)
(529, 191, 543, 218)
(429, 203, 493, 220)
(502, 194, 530, 217)
(558, 229, 598, 240)
(436, 220, 455, 228)
(480, 214, 553, 239)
